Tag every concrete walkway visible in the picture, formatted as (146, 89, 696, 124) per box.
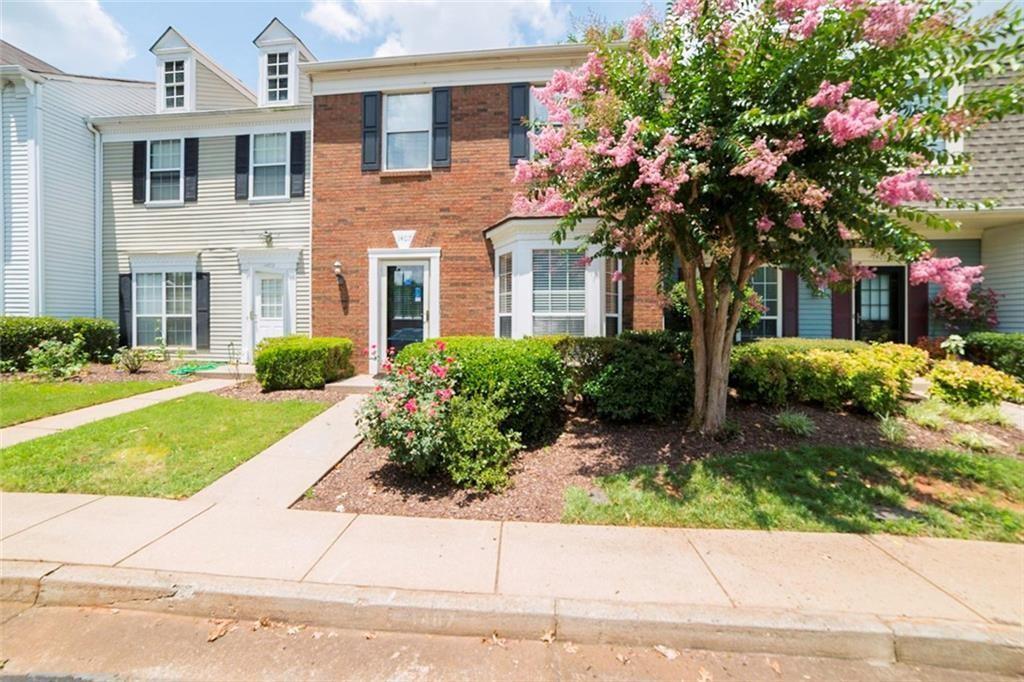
(0, 379, 238, 448)
(2, 492, 1021, 672)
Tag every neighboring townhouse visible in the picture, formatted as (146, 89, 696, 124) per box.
(306, 47, 1021, 371)
(1, 41, 153, 319)
(92, 19, 314, 362)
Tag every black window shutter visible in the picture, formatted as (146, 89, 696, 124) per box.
(234, 135, 250, 200)
(132, 141, 146, 204)
(508, 83, 530, 165)
(290, 131, 306, 198)
(196, 272, 211, 350)
(432, 87, 451, 168)
(361, 91, 382, 171)
(118, 274, 133, 347)
(183, 138, 199, 202)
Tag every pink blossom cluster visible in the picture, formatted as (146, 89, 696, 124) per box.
(673, 0, 701, 21)
(644, 50, 673, 86)
(633, 132, 689, 214)
(837, 222, 859, 241)
(909, 255, 985, 309)
(756, 215, 775, 233)
(875, 168, 934, 206)
(786, 212, 806, 229)
(531, 53, 605, 126)
(807, 80, 852, 109)
(862, 1, 919, 46)
(626, 10, 653, 41)
(595, 117, 643, 167)
(810, 263, 877, 290)
(684, 126, 715, 149)
(511, 187, 573, 217)
(775, 0, 828, 38)
(822, 98, 885, 146)
(730, 136, 801, 185)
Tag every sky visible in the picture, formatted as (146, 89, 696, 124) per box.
(1, 0, 644, 88)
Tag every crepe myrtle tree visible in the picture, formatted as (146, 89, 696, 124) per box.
(511, 0, 1023, 433)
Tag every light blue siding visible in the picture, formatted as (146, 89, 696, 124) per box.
(981, 225, 1023, 332)
(798, 281, 832, 338)
(928, 239, 982, 336)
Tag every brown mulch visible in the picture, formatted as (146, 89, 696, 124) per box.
(1, 362, 192, 384)
(214, 380, 350, 405)
(293, 403, 895, 523)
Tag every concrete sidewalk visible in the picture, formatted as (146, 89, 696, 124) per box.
(2, 492, 1021, 673)
(0, 379, 238, 448)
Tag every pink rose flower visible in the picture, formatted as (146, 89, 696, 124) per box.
(404, 398, 418, 414)
(756, 216, 775, 233)
(786, 212, 806, 229)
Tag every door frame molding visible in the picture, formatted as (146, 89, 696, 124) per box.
(238, 248, 301, 362)
(368, 247, 440, 374)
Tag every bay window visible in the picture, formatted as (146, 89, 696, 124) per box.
(135, 271, 194, 347)
(532, 249, 586, 336)
(251, 132, 288, 199)
(497, 252, 512, 338)
(384, 93, 431, 170)
(148, 139, 183, 203)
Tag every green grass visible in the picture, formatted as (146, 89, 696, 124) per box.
(0, 393, 326, 497)
(564, 446, 1024, 542)
(0, 379, 177, 428)
(905, 398, 1010, 431)
(878, 415, 908, 445)
(950, 430, 1001, 454)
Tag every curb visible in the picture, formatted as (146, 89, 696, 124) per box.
(4, 561, 1022, 675)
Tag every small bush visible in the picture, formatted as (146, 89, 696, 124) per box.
(582, 341, 691, 422)
(878, 415, 907, 445)
(965, 332, 1024, 381)
(928, 360, 1024, 406)
(397, 337, 566, 446)
(27, 336, 87, 380)
(772, 410, 816, 437)
(114, 346, 147, 374)
(255, 336, 354, 390)
(443, 397, 521, 491)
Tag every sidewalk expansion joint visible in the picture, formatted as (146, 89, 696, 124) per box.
(686, 534, 737, 608)
(112, 502, 217, 568)
(492, 521, 504, 594)
(300, 513, 359, 582)
(1, 496, 105, 541)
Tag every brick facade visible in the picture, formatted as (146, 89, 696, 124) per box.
(311, 84, 664, 371)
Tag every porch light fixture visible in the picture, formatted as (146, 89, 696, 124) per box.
(333, 260, 343, 277)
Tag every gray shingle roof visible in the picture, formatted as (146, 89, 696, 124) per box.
(0, 40, 63, 74)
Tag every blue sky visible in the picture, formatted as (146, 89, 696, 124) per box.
(3, 1, 644, 88)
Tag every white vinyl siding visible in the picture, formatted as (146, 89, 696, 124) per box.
(194, 62, 254, 111)
(102, 134, 311, 361)
(383, 93, 431, 170)
(1, 84, 32, 315)
(532, 249, 586, 336)
(982, 225, 1024, 332)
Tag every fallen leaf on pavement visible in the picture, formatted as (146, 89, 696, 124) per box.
(487, 632, 506, 648)
(312, 631, 324, 640)
(364, 631, 378, 640)
(653, 644, 680, 660)
(563, 642, 579, 654)
(768, 658, 781, 675)
(206, 619, 234, 643)
(540, 629, 556, 644)
(697, 666, 713, 682)
(615, 653, 630, 665)
(286, 625, 306, 636)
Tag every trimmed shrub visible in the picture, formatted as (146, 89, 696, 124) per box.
(618, 329, 693, 357)
(928, 360, 1024, 406)
(731, 340, 928, 416)
(255, 336, 354, 390)
(582, 341, 691, 422)
(397, 337, 566, 446)
(443, 397, 522, 491)
(548, 336, 620, 394)
(965, 332, 1024, 381)
(0, 316, 117, 369)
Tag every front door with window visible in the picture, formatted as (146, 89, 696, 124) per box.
(255, 273, 285, 345)
(855, 266, 905, 343)
(384, 263, 426, 353)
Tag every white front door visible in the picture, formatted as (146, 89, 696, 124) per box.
(255, 273, 285, 345)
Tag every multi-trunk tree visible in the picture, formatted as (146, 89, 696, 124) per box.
(512, 0, 1022, 432)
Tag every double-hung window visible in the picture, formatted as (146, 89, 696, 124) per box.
(251, 132, 289, 199)
(267, 52, 290, 102)
(497, 252, 513, 338)
(163, 60, 185, 110)
(532, 249, 586, 336)
(148, 139, 183, 203)
(383, 93, 431, 170)
(135, 272, 194, 347)
(742, 265, 781, 339)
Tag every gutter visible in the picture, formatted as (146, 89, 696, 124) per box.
(87, 121, 103, 317)
(302, 43, 593, 76)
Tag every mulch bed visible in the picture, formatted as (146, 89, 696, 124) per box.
(1, 362, 193, 384)
(214, 380, 351, 405)
(294, 403, 898, 523)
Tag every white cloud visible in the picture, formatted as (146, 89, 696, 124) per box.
(2, 0, 134, 74)
(303, 0, 570, 57)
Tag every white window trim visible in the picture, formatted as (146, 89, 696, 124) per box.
(130, 262, 197, 351)
(145, 137, 185, 207)
(603, 257, 623, 336)
(367, 247, 441, 374)
(381, 92, 432, 172)
(258, 48, 296, 107)
(155, 55, 195, 114)
(248, 132, 291, 201)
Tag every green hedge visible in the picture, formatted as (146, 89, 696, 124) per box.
(965, 332, 1024, 382)
(582, 341, 691, 422)
(730, 339, 929, 416)
(254, 336, 354, 390)
(0, 316, 118, 369)
(397, 336, 567, 445)
(928, 360, 1024, 406)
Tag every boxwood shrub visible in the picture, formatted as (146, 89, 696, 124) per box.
(582, 340, 692, 422)
(0, 316, 118, 369)
(397, 336, 566, 446)
(965, 332, 1024, 382)
(730, 339, 928, 416)
(255, 336, 354, 390)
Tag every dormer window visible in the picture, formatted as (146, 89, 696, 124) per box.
(163, 60, 186, 109)
(267, 52, 290, 102)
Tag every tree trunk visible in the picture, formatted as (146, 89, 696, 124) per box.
(688, 313, 735, 433)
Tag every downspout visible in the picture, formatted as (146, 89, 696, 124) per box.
(87, 121, 103, 318)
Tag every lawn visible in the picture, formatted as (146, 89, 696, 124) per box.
(0, 393, 326, 497)
(563, 446, 1024, 543)
(0, 380, 176, 427)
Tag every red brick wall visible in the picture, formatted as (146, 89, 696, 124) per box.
(311, 84, 664, 370)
